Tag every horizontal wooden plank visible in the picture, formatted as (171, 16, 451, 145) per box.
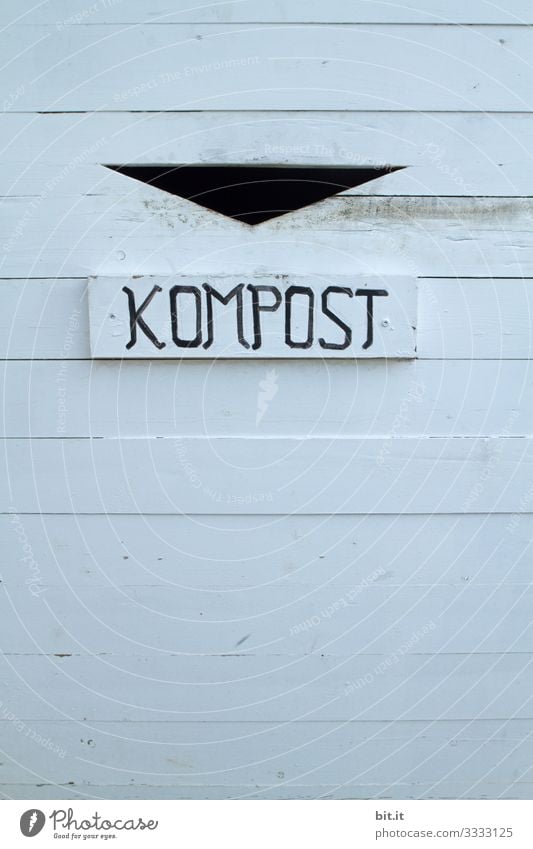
(2, 436, 533, 515)
(1, 359, 531, 437)
(419, 279, 533, 359)
(2, 196, 533, 278)
(2, 25, 533, 112)
(5, 1, 533, 25)
(2, 512, 532, 590)
(3, 780, 532, 800)
(3, 278, 533, 360)
(0, 279, 88, 359)
(3, 111, 533, 198)
(0, 719, 531, 791)
(2, 579, 532, 655)
(3, 653, 531, 722)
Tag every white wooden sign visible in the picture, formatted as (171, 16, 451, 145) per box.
(89, 275, 417, 359)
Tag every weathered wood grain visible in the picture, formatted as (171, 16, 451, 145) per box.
(3, 278, 533, 360)
(2, 25, 533, 112)
(2, 779, 531, 800)
(4, 1, 533, 25)
(1, 359, 531, 437)
(2, 513, 532, 589)
(0, 719, 531, 791)
(2, 573, 532, 655)
(2, 196, 533, 278)
(2, 111, 533, 198)
(3, 0, 533, 803)
(1, 436, 533, 515)
(2, 652, 531, 722)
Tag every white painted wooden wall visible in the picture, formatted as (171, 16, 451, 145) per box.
(1, 0, 533, 800)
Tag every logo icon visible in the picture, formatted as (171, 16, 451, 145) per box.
(256, 368, 279, 425)
(20, 810, 46, 837)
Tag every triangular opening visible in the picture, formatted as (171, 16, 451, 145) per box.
(104, 163, 404, 225)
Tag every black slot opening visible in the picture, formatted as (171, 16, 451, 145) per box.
(105, 163, 404, 224)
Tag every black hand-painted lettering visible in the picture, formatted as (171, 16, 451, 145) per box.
(122, 285, 166, 350)
(247, 285, 282, 350)
(202, 283, 250, 350)
(318, 286, 353, 350)
(355, 288, 388, 349)
(169, 285, 202, 347)
(285, 285, 314, 349)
